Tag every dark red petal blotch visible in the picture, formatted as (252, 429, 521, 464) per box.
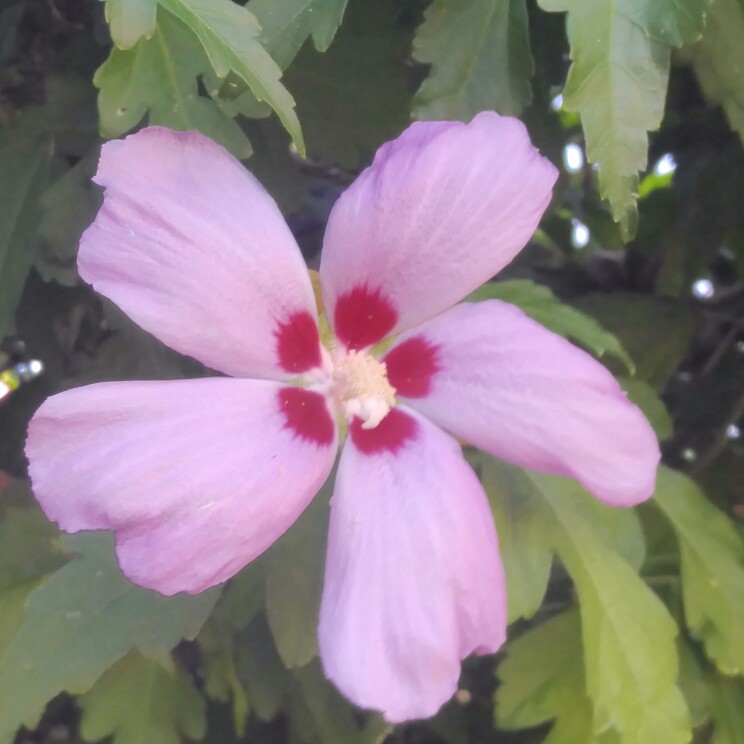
(350, 408, 418, 455)
(275, 311, 322, 373)
(384, 337, 440, 398)
(334, 285, 397, 351)
(278, 387, 335, 445)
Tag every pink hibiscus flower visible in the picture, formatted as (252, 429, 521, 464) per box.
(26, 113, 659, 722)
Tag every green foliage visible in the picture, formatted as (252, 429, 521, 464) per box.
(539, 0, 709, 238)
(0, 139, 51, 340)
(617, 377, 674, 441)
(35, 148, 101, 285)
(284, 0, 412, 166)
(689, 0, 744, 144)
(485, 458, 690, 744)
(0, 532, 219, 737)
(95, 10, 252, 157)
(265, 489, 329, 668)
(79, 651, 206, 744)
(496, 610, 613, 744)
(252, 0, 349, 69)
(481, 457, 552, 623)
(105, 0, 158, 49)
(158, 0, 304, 153)
(573, 294, 699, 390)
(654, 467, 744, 676)
(469, 279, 635, 372)
(412, 0, 533, 120)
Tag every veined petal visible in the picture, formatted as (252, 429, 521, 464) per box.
(79, 127, 321, 380)
(26, 379, 337, 594)
(319, 407, 506, 723)
(384, 301, 660, 506)
(319, 112, 558, 350)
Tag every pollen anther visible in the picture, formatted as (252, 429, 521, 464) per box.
(332, 350, 397, 429)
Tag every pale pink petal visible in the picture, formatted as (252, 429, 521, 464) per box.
(319, 407, 506, 723)
(319, 113, 558, 350)
(26, 379, 337, 594)
(80, 127, 321, 380)
(384, 301, 660, 506)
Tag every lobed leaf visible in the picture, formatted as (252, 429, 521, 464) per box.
(79, 651, 206, 744)
(496, 609, 619, 744)
(95, 10, 252, 158)
(105, 0, 158, 49)
(0, 532, 219, 738)
(654, 466, 744, 676)
(264, 489, 329, 669)
(486, 458, 690, 744)
(251, 0, 349, 69)
(157, 0, 304, 153)
(688, 0, 744, 145)
(412, 0, 533, 121)
(538, 0, 710, 238)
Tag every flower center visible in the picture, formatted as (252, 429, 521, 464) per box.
(332, 350, 396, 429)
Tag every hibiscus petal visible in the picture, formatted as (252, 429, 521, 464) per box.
(319, 407, 506, 723)
(384, 301, 660, 506)
(319, 112, 558, 350)
(79, 127, 321, 380)
(26, 378, 337, 594)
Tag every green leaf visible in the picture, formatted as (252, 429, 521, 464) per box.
(35, 147, 101, 286)
(573, 293, 699, 390)
(251, 0, 349, 69)
(468, 280, 635, 372)
(538, 0, 709, 239)
(709, 673, 744, 744)
(79, 651, 206, 744)
(197, 565, 263, 735)
(234, 615, 293, 721)
(0, 137, 51, 341)
(412, 0, 533, 121)
(537, 477, 688, 743)
(653, 466, 744, 676)
(199, 623, 249, 735)
(496, 609, 618, 744)
(0, 532, 219, 737)
(265, 489, 329, 668)
(617, 377, 673, 441)
(285, 0, 412, 166)
(95, 10, 252, 158)
(485, 458, 690, 744)
(0, 506, 69, 593)
(157, 0, 304, 153)
(105, 0, 158, 49)
(289, 661, 388, 744)
(480, 456, 552, 622)
(688, 0, 744, 145)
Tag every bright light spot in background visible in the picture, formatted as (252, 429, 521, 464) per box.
(692, 278, 715, 299)
(727, 424, 741, 440)
(654, 153, 677, 176)
(28, 359, 43, 376)
(682, 448, 697, 462)
(551, 93, 563, 111)
(0, 381, 9, 402)
(563, 143, 585, 172)
(572, 219, 590, 248)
